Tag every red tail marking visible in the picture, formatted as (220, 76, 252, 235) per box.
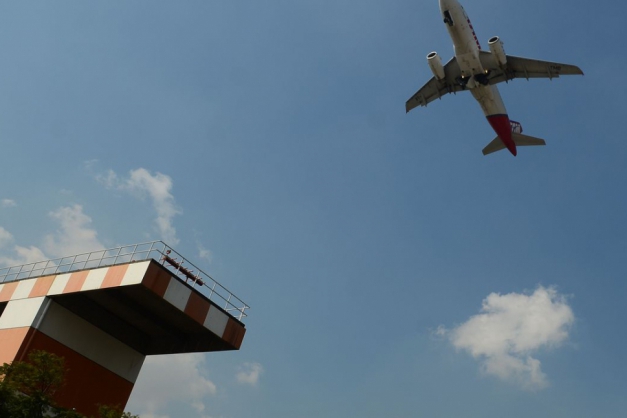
(487, 115, 517, 156)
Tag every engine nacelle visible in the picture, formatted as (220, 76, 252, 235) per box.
(427, 51, 445, 80)
(488, 36, 507, 67)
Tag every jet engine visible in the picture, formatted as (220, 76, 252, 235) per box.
(427, 52, 445, 80)
(488, 36, 507, 66)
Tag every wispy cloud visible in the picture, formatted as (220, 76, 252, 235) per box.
(0, 244, 48, 267)
(82, 159, 99, 171)
(0, 225, 48, 267)
(43, 205, 104, 257)
(0, 205, 103, 267)
(127, 353, 217, 417)
(0, 226, 13, 248)
(137, 414, 170, 418)
(98, 168, 181, 245)
(197, 243, 212, 262)
(236, 362, 263, 386)
(1, 199, 17, 208)
(440, 286, 574, 390)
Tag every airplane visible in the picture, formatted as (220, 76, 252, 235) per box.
(405, 0, 583, 156)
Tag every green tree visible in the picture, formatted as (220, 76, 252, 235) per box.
(96, 405, 140, 418)
(0, 379, 15, 417)
(0, 350, 139, 418)
(0, 350, 66, 418)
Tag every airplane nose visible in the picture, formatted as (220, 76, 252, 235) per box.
(439, 0, 458, 12)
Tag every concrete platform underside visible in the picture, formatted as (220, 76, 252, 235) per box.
(51, 265, 242, 355)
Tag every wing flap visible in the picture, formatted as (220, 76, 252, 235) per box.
(478, 51, 583, 84)
(405, 57, 464, 112)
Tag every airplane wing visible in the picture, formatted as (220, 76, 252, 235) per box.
(478, 51, 584, 84)
(405, 57, 465, 113)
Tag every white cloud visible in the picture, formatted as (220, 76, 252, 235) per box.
(1, 199, 16, 208)
(127, 353, 217, 417)
(136, 414, 169, 418)
(433, 325, 447, 338)
(236, 362, 263, 386)
(96, 168, 117, 189)
(82, 159, 99, 171)
(0, 226, 13, 248)
(443, 286, 574, 390)
(197, 243, 213, 262)
(0, 205, 104, 268)
(43, 205, 104, 257)
(98, 168, 181, 245)
(0, 245, 47, 267)
(0, 225, 47, 267)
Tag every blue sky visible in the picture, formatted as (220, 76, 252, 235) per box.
(0, 0, 625, 417)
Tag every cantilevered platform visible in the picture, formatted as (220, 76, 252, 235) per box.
(0, 242, 248, 416)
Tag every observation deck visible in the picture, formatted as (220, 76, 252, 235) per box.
(0, 241, 248, 415)
(0, 241, 249, 322)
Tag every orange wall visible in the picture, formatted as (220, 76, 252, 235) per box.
(16, 328, 135, 417)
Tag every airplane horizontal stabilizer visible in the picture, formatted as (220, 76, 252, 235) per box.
(511, 132, 546, 147)
(482, 133, 546, 155)
(482, 136, 506, 155)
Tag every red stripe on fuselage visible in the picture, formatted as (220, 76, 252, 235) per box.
(466, 18, 481, 50)
(487, 114, 517, 156)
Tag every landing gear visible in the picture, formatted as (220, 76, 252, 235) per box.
(473, 73, 489, 86)
(458, 71, 492, 89)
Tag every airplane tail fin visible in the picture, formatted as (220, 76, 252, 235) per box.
(482, 132, 546, 155)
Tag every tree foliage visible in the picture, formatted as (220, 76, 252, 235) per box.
(0, 350, 67, 418)
(0, 350, 139, 418)
(96, 405, 139, 418)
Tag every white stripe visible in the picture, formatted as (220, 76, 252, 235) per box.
(36, 301, 145, 383)
(163, 278, 191, 311)
(11, 278, 37, 300)
(0, 297, 46, 329)
(120, 261, 150, 286)
(47, 273, 71, 295)
(204, 307, 228, 337)
(82, 267, 108, 291)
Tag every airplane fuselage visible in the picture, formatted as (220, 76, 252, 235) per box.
(440, 0, 516, 155)
(406, 0, 583, 155)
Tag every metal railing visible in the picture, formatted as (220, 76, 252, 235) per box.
(0, 241, 249, 321)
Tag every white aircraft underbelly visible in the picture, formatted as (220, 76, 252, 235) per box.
(456, 51, 483, 78)
(447, 3, 504, 114)
(470, 84, 507, 116)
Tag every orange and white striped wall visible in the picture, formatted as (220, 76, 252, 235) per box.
(0, 260, 246, 416)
